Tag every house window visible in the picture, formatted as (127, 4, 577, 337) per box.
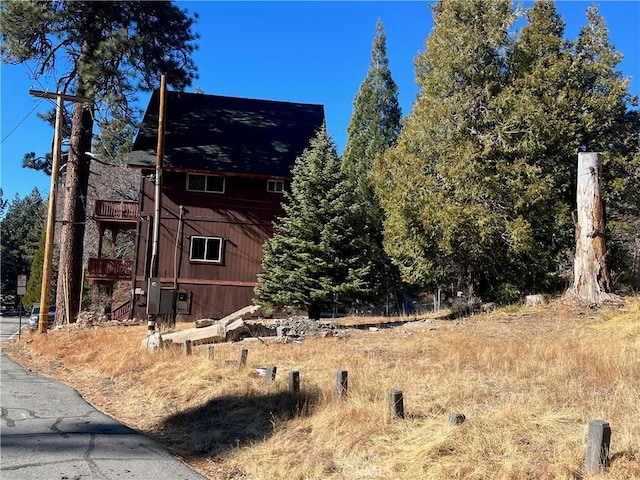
(267, 179, 284, 193)
(190, 236, 223, 263)
(187, 174, 225, 193)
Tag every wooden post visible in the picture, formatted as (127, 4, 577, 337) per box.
(449, 413, 466, 426)
(571, 152, 613, 304)
(265, 366, 277, 384)
(205, 345, 214, 360)
(29, 90, 91, 333)
(335, 370, 348, 398)
(183, 339, 192, 357)
(585, 420, 611, 473)
(388, 389, 404, 419)
(37, 93, 62, 334)
(148, 74, 167, 335)
(237, 348, 248, 368)
(288, 371, 300, 393)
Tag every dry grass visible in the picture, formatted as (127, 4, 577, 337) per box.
(3, 298, 639, 480)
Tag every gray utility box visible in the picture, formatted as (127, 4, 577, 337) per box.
(176, 291, 191, 314)
(146, 277, 176, 315)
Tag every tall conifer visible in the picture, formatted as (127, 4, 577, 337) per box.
(256, 128, 383, 318)
(1, 1, 199, 324)
(342, 19, 403, 307)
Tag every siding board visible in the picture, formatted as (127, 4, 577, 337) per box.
(132, 173, 281, 321)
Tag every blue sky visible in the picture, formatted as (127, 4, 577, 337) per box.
(1, 1, 639, 205)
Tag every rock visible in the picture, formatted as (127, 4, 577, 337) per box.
(482, 302, 496, 313)
(525, 294, 547, 307)
(225, 319, 249, 342)
(195, 319, 215, 328)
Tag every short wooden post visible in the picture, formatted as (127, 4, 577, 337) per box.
(265, 365, 277, 384)
(288, 371, 300, 393)
(449, 413, 466, 426)
(183, 339, 192, 357)
(205, 345, 214, 360)
(388, 389, 404, 419)
(585, 420, 611, 473)
(335, 370, 348, 398)
(237, 348, 248, 368)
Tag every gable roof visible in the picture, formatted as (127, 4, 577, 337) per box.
(128, 90, 325, 178)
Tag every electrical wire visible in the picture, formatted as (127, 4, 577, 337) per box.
(1, 99, 45, 144)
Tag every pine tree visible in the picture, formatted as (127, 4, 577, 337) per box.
(1, 1, 198, 324)
(255, 127, 383, 318)
(342, 19, 403, 308)
(343, 19, 401, 202)
(0, 189, 46, 308)
(23, 229, 57, 311)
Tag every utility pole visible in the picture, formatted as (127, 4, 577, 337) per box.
(29, 89, 91, 334)
(147, 74, 167, 335)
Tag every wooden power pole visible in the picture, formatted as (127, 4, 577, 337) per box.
(29, 89, 91, 333)
(147, 74, 167, 335)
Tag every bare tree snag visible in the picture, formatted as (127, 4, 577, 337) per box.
(570, 152, 613, 304)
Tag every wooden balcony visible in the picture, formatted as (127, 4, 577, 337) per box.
(93, 200, 139, 228)
(86, 258, 133, 284)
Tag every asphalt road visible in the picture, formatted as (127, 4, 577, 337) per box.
(0, 316, 207, 480)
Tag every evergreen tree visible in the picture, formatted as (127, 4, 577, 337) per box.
(23, 228, 56, 311)
(568, 5, 640, 289)
(372, 0, 517, 301)
(343, 19, 402, 202)
(255, 127, 383, 318)
(489, 0, 576, 293)
(1, 1, 199, 324)
(0, 189, 46, 308)
(342, 19, 403, 308)
(371, 0, 638, 301)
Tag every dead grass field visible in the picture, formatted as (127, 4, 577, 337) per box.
(3, 298, 639, 480)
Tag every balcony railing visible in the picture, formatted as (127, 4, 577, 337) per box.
(111, 301, 131, 322)
(87, 258, 133, 282)
(93, 200, 139, 222)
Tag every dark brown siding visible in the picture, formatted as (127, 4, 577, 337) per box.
(132, 171, 284, 320)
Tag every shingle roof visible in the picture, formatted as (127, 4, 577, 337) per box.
(128, 90, 325, 177)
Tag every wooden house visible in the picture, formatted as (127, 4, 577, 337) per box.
(122, 90, 325, 320)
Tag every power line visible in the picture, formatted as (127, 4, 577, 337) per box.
(1, 99, 45, 144)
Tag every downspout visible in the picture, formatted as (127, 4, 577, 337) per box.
(173, 205, 185, 290)
(128, 174, 145, 320)
(143, 214, 152, 282)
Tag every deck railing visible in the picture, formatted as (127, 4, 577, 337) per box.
(93, 200, 138, 221)
(111, 301, 131, 322)
(87, 258, 133, 280)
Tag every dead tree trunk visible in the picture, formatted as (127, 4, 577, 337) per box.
(570, 152, 613, 304)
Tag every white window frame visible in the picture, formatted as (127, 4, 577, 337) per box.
(189, 236, 223, 263)
(186, 173, 225, 194)
(267, 179, 284, 193)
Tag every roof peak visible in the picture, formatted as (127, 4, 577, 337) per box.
(157, 89, 324, 109)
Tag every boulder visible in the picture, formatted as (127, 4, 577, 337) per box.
(225, 319, 249, 342)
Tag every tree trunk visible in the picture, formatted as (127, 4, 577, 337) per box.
(570, 152, 613, 304)
(55, 42, 94, 325)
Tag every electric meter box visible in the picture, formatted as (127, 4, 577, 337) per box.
(147, 278, 176, 315)
(176, 291, 191, 314)
(147, 277, 161, 314)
